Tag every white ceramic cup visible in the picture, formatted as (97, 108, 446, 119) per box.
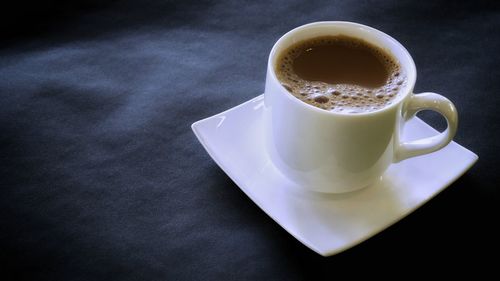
(264, 21, 458, 193)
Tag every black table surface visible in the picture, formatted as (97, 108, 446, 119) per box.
(1, 0, 499, 279)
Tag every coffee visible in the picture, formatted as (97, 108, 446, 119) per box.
(275, 35, 406, 113)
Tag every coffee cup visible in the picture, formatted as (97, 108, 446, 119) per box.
(264, 21, 458, 193)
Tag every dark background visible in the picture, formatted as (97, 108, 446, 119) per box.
(1, 0, 499, 279)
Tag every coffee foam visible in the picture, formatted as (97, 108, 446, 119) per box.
(275, 36, 406, 114)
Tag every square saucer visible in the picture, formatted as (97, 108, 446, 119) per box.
(191, 95, 478, 256)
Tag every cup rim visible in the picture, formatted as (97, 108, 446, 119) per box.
(268, 21, 417, 117)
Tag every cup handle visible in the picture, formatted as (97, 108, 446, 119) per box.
(394, 92, 458, 162)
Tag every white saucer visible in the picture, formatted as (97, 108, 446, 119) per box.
(191, 95, 478, 256)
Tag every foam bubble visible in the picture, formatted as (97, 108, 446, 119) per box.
(314, 95, 329, 103)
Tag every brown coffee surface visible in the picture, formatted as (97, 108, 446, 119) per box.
(275, 35, 406, 113)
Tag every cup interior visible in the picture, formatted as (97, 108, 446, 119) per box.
(268, 21, 417, 113)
